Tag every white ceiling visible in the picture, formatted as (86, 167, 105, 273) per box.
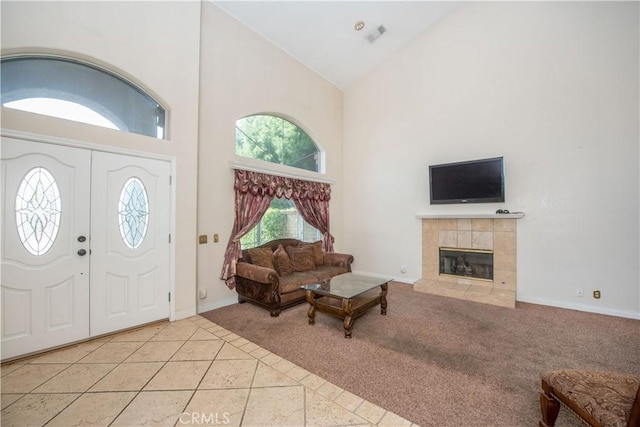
(213, 1, 461, 89)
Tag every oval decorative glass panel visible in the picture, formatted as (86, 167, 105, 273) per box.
(118, 177, 149, 249)
(15, 167, 62, 256)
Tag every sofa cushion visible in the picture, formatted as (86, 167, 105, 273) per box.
(273, 244, 293, 277)
(247, 247, 275, 270)
(279, 272, 319, 294)
(286, 245, 316, 272)
(313, 266, 347, 281)
(303, 241, 324, 266)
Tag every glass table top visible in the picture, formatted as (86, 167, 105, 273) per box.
(301, 273, 392, 299)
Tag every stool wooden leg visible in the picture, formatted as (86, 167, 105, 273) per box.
(539, 380, 560, 427)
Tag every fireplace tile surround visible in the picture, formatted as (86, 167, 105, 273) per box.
(414, 213, 525, 308)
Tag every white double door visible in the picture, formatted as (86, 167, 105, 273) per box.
(1, 138, 171, 360)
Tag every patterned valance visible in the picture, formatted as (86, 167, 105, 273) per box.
(234, 169, 331, 201)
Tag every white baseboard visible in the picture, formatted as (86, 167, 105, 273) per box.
(174, 307, 197, 321)
(517, 296, 640, 320)
(196, 297, 238, 314)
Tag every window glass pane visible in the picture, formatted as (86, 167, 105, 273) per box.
(240, 198, 320, 249)
(5, 98, 119, 130)
(236, 115, 320, 172)
(15, 167, 62, 256)
(118, 177, 149, 249)
(1, 56, 166, 139)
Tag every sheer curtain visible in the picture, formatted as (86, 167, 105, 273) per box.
(220, 169, 333, 289)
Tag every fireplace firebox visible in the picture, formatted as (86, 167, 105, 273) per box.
(439, 247, 493, 281)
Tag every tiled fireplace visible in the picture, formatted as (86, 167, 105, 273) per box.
(414, 214, 524, 308)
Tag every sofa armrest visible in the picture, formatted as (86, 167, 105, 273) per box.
(235, 262, 282, 310)
(236, 262, 279, 284)
(323, 252, 354, 272)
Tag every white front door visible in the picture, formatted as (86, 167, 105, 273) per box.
(1, 139, 91, 359)
(90, 152, 171, 335)
(1, 138, 171, 360)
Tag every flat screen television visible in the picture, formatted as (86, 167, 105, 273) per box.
(429, 157, 504, 204)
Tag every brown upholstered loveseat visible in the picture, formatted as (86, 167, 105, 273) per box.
(234, 238, 354, 317)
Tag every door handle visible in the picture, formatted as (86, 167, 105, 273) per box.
(77, 249, 87, 256)
(78, 236, 86, 242)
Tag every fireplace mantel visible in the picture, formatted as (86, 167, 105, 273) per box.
(415, 214, 524, 308)
(416, 213, 525, 220)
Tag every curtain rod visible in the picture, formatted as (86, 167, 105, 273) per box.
(228, 160, 335, 184)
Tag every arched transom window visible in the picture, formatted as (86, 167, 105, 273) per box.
(235, 114, 320, 172)
(1, 55, 166, 139)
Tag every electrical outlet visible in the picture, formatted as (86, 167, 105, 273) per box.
(593, 290, 601, 299)
(198, 289, 207, 299)
(576, 288, 584, 297)
(213, 233, 219, 243)
(198, 235, 208, 244)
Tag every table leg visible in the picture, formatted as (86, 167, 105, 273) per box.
(306, 290, 316, 325)
(342, 298, 354, 338)
(380, 282, 388, 315)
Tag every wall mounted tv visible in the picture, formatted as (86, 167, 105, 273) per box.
(429, 157, 504, 204)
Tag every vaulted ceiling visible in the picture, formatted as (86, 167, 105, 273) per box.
(213, 1, 461, 89)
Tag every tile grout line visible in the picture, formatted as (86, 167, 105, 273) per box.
(196, 315, 388, 427)
(3, 317, 415, 427)
(107, 320, 203, 427)
(39, 326, 162, 427)
(87, 322, 173, 427)
(174, 323, 228, 427)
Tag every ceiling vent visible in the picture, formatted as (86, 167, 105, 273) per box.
(366, 25, 386, 43)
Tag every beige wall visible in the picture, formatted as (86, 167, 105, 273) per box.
(196, 3, 344, 311)
(1, 1, 201, 317)
(343, 2, 639, 317)
(4, 1, 636, 319)
(0, 1, 345, 315)
(0, 1, 344, 317)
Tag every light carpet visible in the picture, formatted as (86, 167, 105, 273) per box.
(202, 282, 640, 426)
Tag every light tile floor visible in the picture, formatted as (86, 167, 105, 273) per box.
(1, 315, 418, 427)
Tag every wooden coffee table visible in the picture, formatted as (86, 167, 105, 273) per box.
(301, 273, 392, 338)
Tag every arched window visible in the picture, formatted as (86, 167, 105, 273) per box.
(235, 114, 322, 248)
(1, 55, 166, 139)
(235, 114, 320, 172)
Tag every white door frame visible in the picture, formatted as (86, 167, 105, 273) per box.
(1, 128, 177, 324)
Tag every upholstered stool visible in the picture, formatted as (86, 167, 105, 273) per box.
(539, 370, 640, 427)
